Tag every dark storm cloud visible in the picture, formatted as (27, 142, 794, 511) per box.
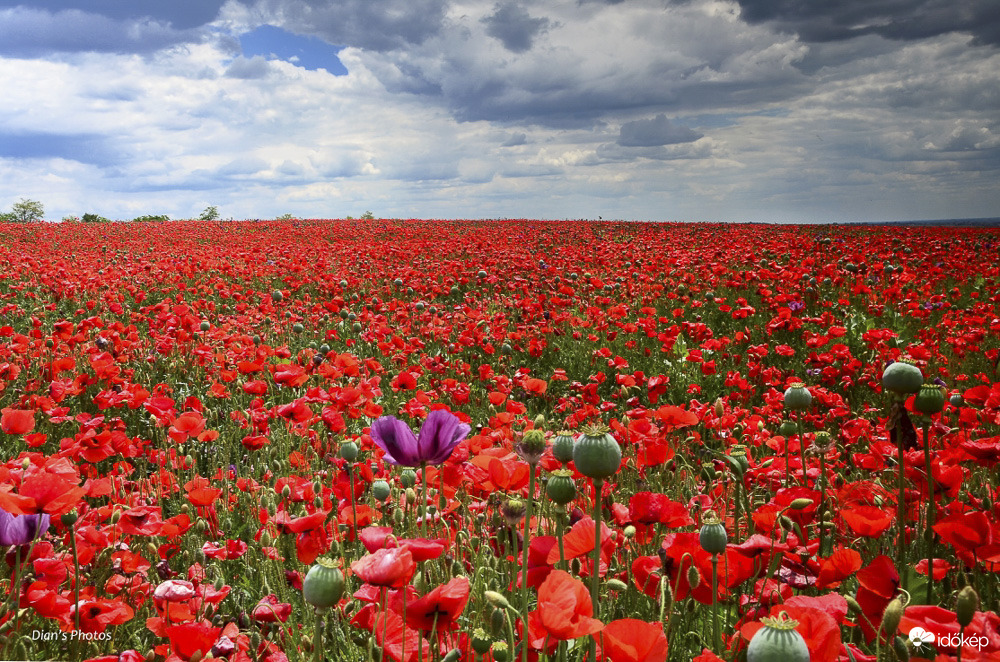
(239, 0, 450, 52)
(735, 0, 1000, 46)
(618, 114, 702, 146)
(0, 6, 204, 55)
(482, 3, 552, 53)
(0, 1, 226, 29)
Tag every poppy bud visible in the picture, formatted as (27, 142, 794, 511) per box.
(484, 591, 511, 609)
(606, 578, 628, 591)
(892, 636, 910, 662)
(687, 565, 700, 589)
(392, 508, 404, 525)
(623, 525, 636, 539)
(405, 488, 417, 505)
(516, 429, 547, 464)
(110, 509, 122, 524)
(845, 596, 862, 615)
(400, 469, 417, 488)
(442, 650, 461, 662)
(880, 598, 904, 639)
(533, 414, 546, 430)
(714, 398, 725, 417)
(788, 498, 814, 510)
(571, 558, 582, 575)
(489, 608, 506, 636)
(956, 586, 979, 628)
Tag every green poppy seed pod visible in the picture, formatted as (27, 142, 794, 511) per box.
(747, 612, 810, 662)
(339, 441, 359, 462)
(372, 480, 391, 502)
(491, 642, 509, 662)
(502, 498, 526, 526)
(572, 424, 622, 480)
(442, 650, 461, 662)
(880, 598, 905, 639)
(400, 469, 417, 488)
(200, 320, 210, 332)
(303, 558, 345, 609)
(956, 586, 979, 628)
(778, 420, 798, 437)
(551, 431, 576, 464)
(914, 384, 946, 415)
(546, 469, 577, 505)
(61, 510, 79, 527)
(949, 393, 964, 407)
(699, 511, 728, 555)
(783, 383, 812, 411)
(882, 360, 923, 395)
(471, 628, 492, 655)
(271, 290, 283, 302)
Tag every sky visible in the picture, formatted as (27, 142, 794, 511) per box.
(0, 0, 998, 223)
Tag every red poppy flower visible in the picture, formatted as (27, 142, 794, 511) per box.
(401, 576, 470, 632)
(1, 408, 35, 435)
(165, 622, 222, 661)
(252, 594, 292, 623)
(600, 619, 668, 662)
(527, 570, 603, 649)
(741, 603, 841, 662)
(841, 505, 894, 537)
(855, 555, 900, 642)
(70, 598, 135, 634)
(351, 546, 416, 588)
(628, 492, 694, 528)
(815, 547, 862, 589)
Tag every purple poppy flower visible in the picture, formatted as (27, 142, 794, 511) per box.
(370, 409, 470, 467)
(0, 507, 50, 546)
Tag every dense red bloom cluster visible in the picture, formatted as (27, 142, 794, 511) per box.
(0, 219, 997, 661)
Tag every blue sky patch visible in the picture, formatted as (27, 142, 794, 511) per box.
(239, 25, 347, 75)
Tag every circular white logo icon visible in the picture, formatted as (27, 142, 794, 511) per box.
(909, 627, 935, 648)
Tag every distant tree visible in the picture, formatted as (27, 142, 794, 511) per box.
(275, 213, 296, 221)
(81, 213, 111, 223)
(11, 198, 44, 223)
(0, 212, 15, 222)
(199, 206, 220, 221)
(133, 214, 170, 222)
(361, 210, 375, 220)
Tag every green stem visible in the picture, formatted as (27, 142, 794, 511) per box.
(897, 403, 907, 575)
(520, 462, 537, 662)
(922, 420, 935, 605)
(420, 461, 429, 536)
(796, 415, 808, 487)
(818, 451, 827, 557)
(314, 608, 325, 662)
(589, 478, 604, 662)
(556, 506, 567, 571)
(711, 554, 719, 653)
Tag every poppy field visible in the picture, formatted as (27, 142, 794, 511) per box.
(1, 218, 999, 662)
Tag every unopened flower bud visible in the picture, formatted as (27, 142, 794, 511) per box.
(880, 597, 905, 639)
(788, 498, 814, 510)
(484, 591, 511, 609)
(956, 586, 979, 628)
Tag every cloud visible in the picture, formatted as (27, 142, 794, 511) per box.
(734, 0, 1000, 46)
(618, 115, 702, 146)
(225, 55, 274, 78)
(501, 132, 528, 146)
(0, 1, 226, 30)
(228, 0, 450, 53)
(482, 3, 552, 53)
(0, 6, 203, 55)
